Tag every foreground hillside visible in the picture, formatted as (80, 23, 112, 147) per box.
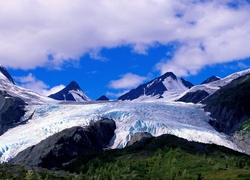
(203, 74, 250, 134)
(202, 73, 250, 155)
(1, 134, 250, 179)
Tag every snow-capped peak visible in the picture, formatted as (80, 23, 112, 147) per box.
(118, 72, 193, 101)
(48, 81, 91, 101)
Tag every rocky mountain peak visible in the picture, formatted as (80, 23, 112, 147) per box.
(201, 75, 221, 84)
(48, 81, 91, 101)
(0, 65, 15, 84)
(97, 95, 109, 101)
(67, 81, 81, 90)
(118, 72, 193, 101)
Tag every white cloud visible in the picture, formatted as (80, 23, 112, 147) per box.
(15, 73, 65, 96)
(45, 85, 66, 96)
(109, 73, 147, 89)
(237, 62, 249, 69)
(0, 0, 250, 76)
(156, 0, 250, 76)
(16, 73, 48, 93)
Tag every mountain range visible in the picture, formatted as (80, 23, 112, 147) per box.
(0, 65, 250, 178)
(118, 72, 193, 101)
(0, 64, 224, 104)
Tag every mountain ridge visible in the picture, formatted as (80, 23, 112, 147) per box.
(201, 75, 221, 84)
(178, 68, 250, 103)
(0, 66, 54, 104)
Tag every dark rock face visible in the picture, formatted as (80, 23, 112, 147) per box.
(178, 90, 209, 103)
(180, 78, 194, 88)
(201, 75, 221, 84)
(10, 118, 116, 169)
(48, 81, 88, 101)
(118, 72, 193, 101)
(202, 74, 250, 134)
(97, 95, 109, 101)
(127, 132, 153, 146)
(0, 91, 26, 135)
(0, 66, 15, 84)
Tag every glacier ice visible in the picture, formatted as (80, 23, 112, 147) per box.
(0, 101, 243, 162)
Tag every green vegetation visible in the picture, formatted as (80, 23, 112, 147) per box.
(238, 118, 250, 141)
(0, 163, 75, 179)
(205, 76, 250, 110)
(1, 135, 250, 179)
(239, 118, 250, 133)
(64, 147, 250, 180)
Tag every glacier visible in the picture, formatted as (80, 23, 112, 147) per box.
(0, 101, 242, 162)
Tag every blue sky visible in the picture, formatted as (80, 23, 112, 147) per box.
(1, 0, 250, 100)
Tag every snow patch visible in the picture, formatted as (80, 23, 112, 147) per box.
(0, 73, 8, 81)
(69, 90, 91, 101)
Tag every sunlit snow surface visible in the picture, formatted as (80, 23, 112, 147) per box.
(0, 101, 242, 162)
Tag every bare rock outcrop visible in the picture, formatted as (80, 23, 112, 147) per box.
(10, 118, 116, 169)
(0, 91, 26, 135)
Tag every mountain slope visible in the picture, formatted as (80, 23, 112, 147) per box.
(49, 81, 91, 101)
(62, 134, 250, 180)
(118, 72, 193, 101)
(178, 68, 250, 103)
(177, 90, 209, 103)
(201, 73, 250, 155)
(0, 91, 26, 135)
(202, 73, 250, 134)
(0, 65, 15, 84)
(0, 66, 54, 104)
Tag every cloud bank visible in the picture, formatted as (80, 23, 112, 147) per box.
(109, 73, 147, 89)
(16, 73, 65, 96)
(1, 0, 250, 76)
